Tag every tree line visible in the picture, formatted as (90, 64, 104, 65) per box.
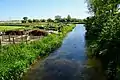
(85, 0, 120, 80)
(21, 15, 84, 23)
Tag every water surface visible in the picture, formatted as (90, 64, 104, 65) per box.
(24, 24, 105, 80)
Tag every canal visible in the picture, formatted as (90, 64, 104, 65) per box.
(24, 24, 106, 80)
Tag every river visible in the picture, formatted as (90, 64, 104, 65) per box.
(23, 24, 106, 80)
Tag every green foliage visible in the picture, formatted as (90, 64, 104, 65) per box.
(47, 18, 54, 22)
(28, 19, 33, 23)
(55, 15, 62, 22)
(40, 19, 46, 22)
(33, 19, 40, 23)
(0, 24, 75, 80)
(21, 20, 27, 23)
(85, 0, 120, 79)
(23, 17, 28, 21)
(66, 15, 71, 22)
(54, 15, 83, 23)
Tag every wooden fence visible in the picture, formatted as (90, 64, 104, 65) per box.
(0, 35, 42, 46)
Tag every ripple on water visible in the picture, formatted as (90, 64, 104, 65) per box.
(23, 25, 106, 80)
(24, 58, 105, 80)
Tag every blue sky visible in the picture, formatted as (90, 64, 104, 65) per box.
(0, 0, 90, 20)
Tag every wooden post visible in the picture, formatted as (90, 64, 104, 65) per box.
(8, 35, 11, 44)
(30, 35, 31, 40)
(26, 35, 28, 43)
(13, 37, 15, 44)
(2, 35, 3, 41)
(21, 35, 23, 42)
(33, 35, 34, 39)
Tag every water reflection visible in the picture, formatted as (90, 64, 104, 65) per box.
(24, 24, 105, 80)
(49, 24, 87, 61)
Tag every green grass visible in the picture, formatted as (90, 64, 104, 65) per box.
(0, 23, 64, 31)
(0, 22, 53, 28)
(0, 26, 26, 31)
(0, 24, 75, 80)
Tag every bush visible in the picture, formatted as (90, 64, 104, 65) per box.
(85, 0, 120, 79)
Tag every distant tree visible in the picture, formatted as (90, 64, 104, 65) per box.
(40, 19, 46, 22)
(22, 17, 28, 23)
(55, 15, 62, 22)
(33, 19, 39, 23)
(47, 18, 54, 22)
(55, 15, 61, 19)
(21, 20, 26, 23)
(63, 18, 68, 22)
(71, 18, 77, 22)
(67, 15, 71, 22)
(77, 19, 84, 23)
(28, 19, 33, 23)
(23, 17, 28, 21)
(60, 18, 66, 22)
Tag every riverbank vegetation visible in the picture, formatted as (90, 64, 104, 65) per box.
(0, 24, 75, 80)
(85, 0, 120, 80)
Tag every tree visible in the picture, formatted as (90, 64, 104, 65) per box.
(23, 17, 28, 21)
(60, 18, 66, 22)
(55, 15, 62, 22)
(47, 18, 54, 22)
(22, 17, 28, 23)
(28, 19, 33, 23)
(85, 0, 120, 79)
(21, 20, 26, 23)
(33, 19, 39, 23)
(66, 15, 71, 22)
(40, 19, 46, 22)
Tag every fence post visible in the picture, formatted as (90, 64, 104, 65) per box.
(29, 35, 31, 39)
(2, 34, 3, 41)
(26, 35, 28, 44)
(8, 35, 11, 44)
(21, 35, 23, 42)
(13, 37, 15, 44)
(39, 35, 40, 39)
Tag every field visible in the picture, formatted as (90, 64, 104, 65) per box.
(0, 26, 26, 31)
(0, 22, 53, 28)
(0, 25, 42, 45)
(0, 24, 75, 80)
(0, 23, 62, 45)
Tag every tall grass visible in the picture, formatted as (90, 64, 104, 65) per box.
(0, 24, 75, 80)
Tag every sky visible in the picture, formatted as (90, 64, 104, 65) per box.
(0, 0, 90, 20)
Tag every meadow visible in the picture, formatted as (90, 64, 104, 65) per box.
(0, 26, 26, 31)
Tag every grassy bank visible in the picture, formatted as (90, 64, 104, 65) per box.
(0, 24, 75, 80)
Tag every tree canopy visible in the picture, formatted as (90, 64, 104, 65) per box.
(85, 0, 120, 79)
(23, 17, 28, 21)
